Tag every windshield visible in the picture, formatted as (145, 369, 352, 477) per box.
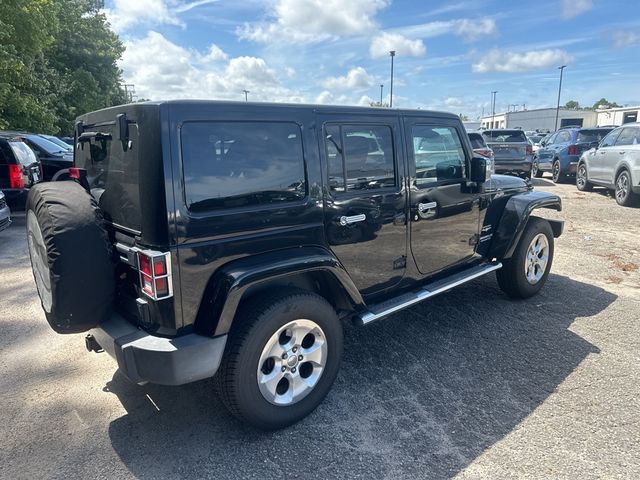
(482, 130, 527, 142)
(25, 134, 67, 154)
(577, 129, 613, 144)
(9, 141, 38, 165)
(41, 135, 72, 151)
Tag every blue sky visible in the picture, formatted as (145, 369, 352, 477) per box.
(105, 0, 640, 119)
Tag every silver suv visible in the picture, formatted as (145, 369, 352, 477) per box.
(576, 123, 640, 206)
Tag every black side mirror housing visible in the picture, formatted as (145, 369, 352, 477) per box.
(470, 156, 490, 183)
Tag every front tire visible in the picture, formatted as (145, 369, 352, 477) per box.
(497, 217, 554, 299)
(576, 162, 593, 191)
(216, 289, 343, 430)
(532, 159, 543, 178)
(614, 169, 639, 207)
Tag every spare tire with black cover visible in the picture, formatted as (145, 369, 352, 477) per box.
(26, 181, 114, 334)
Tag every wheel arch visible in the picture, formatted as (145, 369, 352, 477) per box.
(193, 246, 364, 337)
(485, 191, 563, 260)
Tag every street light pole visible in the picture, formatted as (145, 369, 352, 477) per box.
(491, 91, 497, 128)
(243, 89, 250, 102)
(554, 65, 566, 131)
(389, 51, 396, 108)
(380, 84, 384, 105)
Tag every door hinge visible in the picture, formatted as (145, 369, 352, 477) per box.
(393, 256, 406, 270)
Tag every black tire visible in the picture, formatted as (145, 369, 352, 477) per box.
(551, 160, 563, 183)
(496, 217, 554, 299)
(532, 159, 543, 178)
(614, 169, 639, 207)
(215, 289, 343, 430)
(576, 162, 593, 191)
(26, 182, 114, 334)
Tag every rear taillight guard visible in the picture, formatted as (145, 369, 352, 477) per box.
(136, 249, 173, 301)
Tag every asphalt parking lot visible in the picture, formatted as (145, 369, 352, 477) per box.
(1, 178, 639, 479)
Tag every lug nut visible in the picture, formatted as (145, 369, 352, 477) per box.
(298, 355, 303, 361)
(281, 366, 286, 372)
(282, 353, 288, 359)
(292, 347, 297, 353)
(291, 367, 296, 373)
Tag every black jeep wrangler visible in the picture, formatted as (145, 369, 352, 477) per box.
(26, 101, 563, 429)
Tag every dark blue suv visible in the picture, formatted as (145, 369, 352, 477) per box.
(532, 127, 613, 183)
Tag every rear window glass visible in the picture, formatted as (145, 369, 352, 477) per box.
(468, 133, 485, 149)
(9, 141, 38, 165)
(482, 130, 527, 142)
(577, 129, 613, 144)
(181, 122, 306, 211)
(77, 125, 142, 232)
(25, 134, 66, 154)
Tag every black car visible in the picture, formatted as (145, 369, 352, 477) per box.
(0, 136, 41, 200)
(10, 133, 73, 181)
(26, 101, 563, 429)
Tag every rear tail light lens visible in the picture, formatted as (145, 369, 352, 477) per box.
(69, 167, 81, 179)
(8, 164, 24, 189)
(137, 250, 172, 300)
(568, 145, 579, 155)
(526, 144, 533, 155)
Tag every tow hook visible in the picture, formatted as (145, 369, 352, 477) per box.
(85, 334, 103, 353)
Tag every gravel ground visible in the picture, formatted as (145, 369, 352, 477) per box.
(0, 178, 638, 480)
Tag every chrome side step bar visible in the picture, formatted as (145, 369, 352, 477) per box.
(355, 262, 502, 326)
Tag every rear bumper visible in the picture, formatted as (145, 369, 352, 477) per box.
(91, 312, 227, 386)
(495, 160, 532, 175)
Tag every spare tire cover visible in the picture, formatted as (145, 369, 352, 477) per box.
(26, 181, 115, 334)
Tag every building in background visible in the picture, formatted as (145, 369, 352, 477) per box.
(596, 105, 639, 126)
(479, 108, 597, 131)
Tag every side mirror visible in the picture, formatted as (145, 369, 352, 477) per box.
(470, 156, 490, 183)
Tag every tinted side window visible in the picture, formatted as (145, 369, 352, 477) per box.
(615, 127, 639, 146)
(412, 126, 465, 184)
(323, 124, 395, 193)
(556, 131, 571, 143)
(181, 122, 306, 211)
(600, 129, 621, 148)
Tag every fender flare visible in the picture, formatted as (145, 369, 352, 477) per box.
(197, 246, 363, 337)
(487, 191, 563, 260)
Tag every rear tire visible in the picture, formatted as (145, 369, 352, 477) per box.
(576, 162, 593, 191)
(551, 160, 563, 183)
(26, 182, 114, 333)
(532, 159, 543, 178)
(215, 289, 343, 430)
(614, 169, 639, 207)
(497, 217, 554, 299)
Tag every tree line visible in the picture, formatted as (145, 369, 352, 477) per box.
(0, 0, 126, 135)
(564, 98, 622, 110)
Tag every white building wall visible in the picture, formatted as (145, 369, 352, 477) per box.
(596, 106, 640, 126)
(480, 108, 597, 131)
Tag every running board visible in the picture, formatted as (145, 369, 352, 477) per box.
(354, 262, 502, 326)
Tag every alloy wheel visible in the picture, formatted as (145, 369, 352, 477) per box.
(615, 171, 629, 204)
(552, 161, 561, 182)
(577, 164, 587, 189)
(524, 233, 549, 285)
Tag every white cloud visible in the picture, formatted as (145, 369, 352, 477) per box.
(104, 0, 181, 31)
(369, 32, 426, 58)
(444, 96, 463, 107)
(201, 44, 228, 62)
(120, 31, 302, 102)
(322, 67, 375, 91)
(393, 17, 497, 42)
(237, 0, 389, 43)
(562, 0, 593, 19)
(612, 30, 640, 49)
(315, 91, 334, 104)
(472, 49, 574, 73)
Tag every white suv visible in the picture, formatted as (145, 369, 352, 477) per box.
(576, 123, 640, 207)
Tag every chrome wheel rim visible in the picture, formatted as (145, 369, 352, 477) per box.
(577, 165, 587, 188)
(524, 233, 549, 285)
(552, 162, 560, 181)
(257, 319, 327, 406)
(27, 211, 52, 312)
(532, 161, 538, 177)
(616, 172, 629, 202)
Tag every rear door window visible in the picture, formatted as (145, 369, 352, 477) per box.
(181, 122, 307, 211)
(556, 131, 572, 143)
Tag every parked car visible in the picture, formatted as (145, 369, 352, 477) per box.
(9, 133, 73, 181)
(0, 135, 41, 201)
(533, 127, 614, 182)
(468, 131, 495, 173)
(26, 101, 563, 430)
(0, 190, 11, 232)
(527, 133, 547, 154)
(39, 134, 73, 152)
(60, 136, 74, 145)
(576, 123, 640, 206)
(481, 129, 533, 178)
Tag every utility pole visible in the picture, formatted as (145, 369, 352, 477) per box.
(380, 84, 384, 105)
(243, 89, 250, 102)
(555, 65, 566, 130)
(491, 91, 497, 128)
(389, 51, 396, 108)
(123, 83, 136, 103)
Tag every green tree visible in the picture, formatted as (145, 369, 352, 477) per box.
(459, 114, 469, 121)
(592, 98, 621, 110)
(564, 100, 580, 109)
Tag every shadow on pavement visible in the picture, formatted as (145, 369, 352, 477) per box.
(531, 178, 556, 188)
(106, 273, 614, 479)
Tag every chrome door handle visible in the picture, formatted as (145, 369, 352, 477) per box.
(418, 202, 437, 213)
(339, 214, 366, 226)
